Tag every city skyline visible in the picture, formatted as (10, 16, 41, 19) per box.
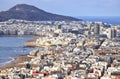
(0, 0, 120, 16)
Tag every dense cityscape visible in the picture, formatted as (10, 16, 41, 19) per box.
(0, 19, 120, 79)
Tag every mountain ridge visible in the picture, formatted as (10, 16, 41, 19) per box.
(0, 4, 81, 21)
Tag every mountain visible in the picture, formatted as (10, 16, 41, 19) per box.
(0, 4, 81, 21)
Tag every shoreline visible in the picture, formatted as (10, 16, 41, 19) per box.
(0, 57, 15, 67)
(0, 55, 32, 70)
(0, 36, 37, 70)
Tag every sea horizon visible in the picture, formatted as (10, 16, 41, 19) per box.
(76, 16, 120, 25)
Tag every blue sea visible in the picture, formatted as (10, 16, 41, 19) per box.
(0, 36, 34, 66)
(77, 16, 120, 24)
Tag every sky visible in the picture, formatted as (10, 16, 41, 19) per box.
(0, 0, 120, 16)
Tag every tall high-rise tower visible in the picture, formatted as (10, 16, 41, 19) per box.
(108, 28, 117, 39)
(94, 24, 100, 35)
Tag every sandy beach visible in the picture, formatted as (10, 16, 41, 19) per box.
(0, 55, 32, 70)
(0, 36, 38, 70)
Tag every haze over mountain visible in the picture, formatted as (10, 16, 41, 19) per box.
(0, 4, 80, 22)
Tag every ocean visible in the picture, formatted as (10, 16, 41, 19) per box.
(0, 36, 34, 66)
(77, 16, 120, 25)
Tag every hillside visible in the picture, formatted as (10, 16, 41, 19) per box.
(0, 4, 81, 21)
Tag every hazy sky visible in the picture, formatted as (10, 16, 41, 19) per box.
(0, 0, 120, 16)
